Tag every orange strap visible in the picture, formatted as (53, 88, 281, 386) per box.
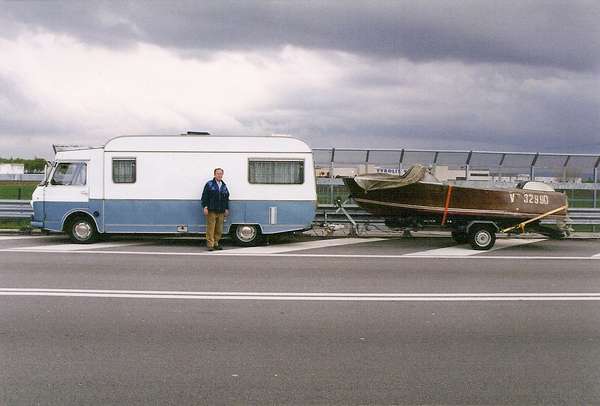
(441, 185, 453, 225)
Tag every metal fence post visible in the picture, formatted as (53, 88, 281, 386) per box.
(530, 153, 539, 181)
(465, 151, 473, 181)
(593, 155, 600, 209)
(594, 162, 599, 232)
(594, 165, 599, 209)
(398, 149, 405, 174)
(497, 153, 506, 182)
(329, 148, 335, 205)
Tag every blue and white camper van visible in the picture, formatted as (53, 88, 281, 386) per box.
(30, 133, 317, 245)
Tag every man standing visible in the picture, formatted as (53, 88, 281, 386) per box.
(201, 168, 230, 251)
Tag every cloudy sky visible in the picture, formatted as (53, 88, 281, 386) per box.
(1, 0, 599, 158)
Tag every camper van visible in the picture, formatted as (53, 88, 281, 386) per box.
(30, 134, 317, 246)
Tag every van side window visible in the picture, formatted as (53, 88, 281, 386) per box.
(248, 160, 304, 184)
(113, 158, 136, 183)
(51, 162, 86, 186)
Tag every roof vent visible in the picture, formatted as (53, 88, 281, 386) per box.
(186, 131, 211, 135)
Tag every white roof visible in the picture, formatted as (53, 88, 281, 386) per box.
(104, 135, 312, 153)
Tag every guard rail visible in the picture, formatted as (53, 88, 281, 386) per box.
(315, 204, 600, 226)
(1, 200, 599, 226)
(0, 200, 33, 219)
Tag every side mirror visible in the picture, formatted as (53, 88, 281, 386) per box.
(40, 161, 54, 186)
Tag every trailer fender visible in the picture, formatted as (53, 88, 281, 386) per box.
(465, 220, 500, 234)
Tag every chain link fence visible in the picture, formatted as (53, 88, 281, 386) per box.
(313, 149, 600, 215)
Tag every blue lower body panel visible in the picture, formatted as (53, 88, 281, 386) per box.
(33, 200, 103, 232)
(33, 199, 315, 234)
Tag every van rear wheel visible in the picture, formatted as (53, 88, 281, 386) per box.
(232, 224, 262, 247)
(67, 216, 98, 244)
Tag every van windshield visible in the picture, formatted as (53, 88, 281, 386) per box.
(51, 162, 87, 186)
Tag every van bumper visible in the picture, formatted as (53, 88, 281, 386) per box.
(31, 220, 44, 228)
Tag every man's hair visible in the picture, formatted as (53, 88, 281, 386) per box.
(214, 168, 224, 174)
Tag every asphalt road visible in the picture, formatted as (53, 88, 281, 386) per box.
(1, 234, 600, 405)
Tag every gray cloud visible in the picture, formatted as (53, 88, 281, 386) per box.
(3, 1, 599, 71)
(0, 1, 598, 159)
(234, 61, 600, 153)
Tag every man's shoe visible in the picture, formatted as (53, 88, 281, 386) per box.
(215, 245, 223, 250)
(207, 247, 215, 251)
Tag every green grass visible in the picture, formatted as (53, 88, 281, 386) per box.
(571, 225, 599, 233)
(0, 218, 31, 230)
(0, 181, 38, 200)
(316, 184, 350, 204)
(560, 189, 597, 208)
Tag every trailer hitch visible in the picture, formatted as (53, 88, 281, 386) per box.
(334, 197, 359, 237)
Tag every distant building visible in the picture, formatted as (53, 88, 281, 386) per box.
(0, 163, 25, 175)
(315, 166, 357, 178)
(490, 174, 583, 183)
(315, 164, 376, 177)
(431, 165, 490, 181)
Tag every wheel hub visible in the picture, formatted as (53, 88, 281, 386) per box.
(74, 222, 92, 240)
(237, 225, 257, 241)
(475, 231, 491, 246)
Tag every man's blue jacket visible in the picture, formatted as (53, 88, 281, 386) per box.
(201, 178, 230, 213)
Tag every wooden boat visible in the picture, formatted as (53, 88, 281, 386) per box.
(343, 164, 570, 249)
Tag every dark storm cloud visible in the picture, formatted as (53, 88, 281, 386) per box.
(3, 0, 599, 72)
(234, 61, 600, 153)
(1, 1, 598, 157)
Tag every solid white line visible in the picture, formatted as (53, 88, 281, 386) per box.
(5, 288, 600, 296)
(2, 288, 600, 301)
(214, 238, 385, 254)
(403, 238, 546, 257)
(0, 248, 597, 260)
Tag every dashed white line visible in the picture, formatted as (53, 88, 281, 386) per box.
(213, 238, 386, 254)
(403, 238, 546, 256)
(2, 288, 600, 301)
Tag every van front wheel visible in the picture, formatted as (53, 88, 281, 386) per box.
(232, 224, 262, 247)
(67, 216, 98, 244)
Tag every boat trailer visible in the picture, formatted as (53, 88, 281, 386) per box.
(321, 199, 571, 249)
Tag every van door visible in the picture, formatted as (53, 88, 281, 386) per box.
(43, 161, 89, 230)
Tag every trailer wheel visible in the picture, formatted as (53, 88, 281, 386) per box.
(468, 225, 496, 250)
(231, 224, 262, 247)
(451, 231, 469, 244)
(67, 216, 98, 244)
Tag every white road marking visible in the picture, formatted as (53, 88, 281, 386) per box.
(12, 241, 149, 251)
(403, 238, 546, 256)
(592, 253, 600, 258)
(0, 248, 598, 260)
(214, 238, 386, 254)
(0, 235, 61, 241)
(3, 288, 600, 301)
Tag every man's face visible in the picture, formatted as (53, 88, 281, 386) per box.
(214, 170, 224, 181)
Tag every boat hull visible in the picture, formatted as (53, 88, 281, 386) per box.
(343, 178, 568, 227)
